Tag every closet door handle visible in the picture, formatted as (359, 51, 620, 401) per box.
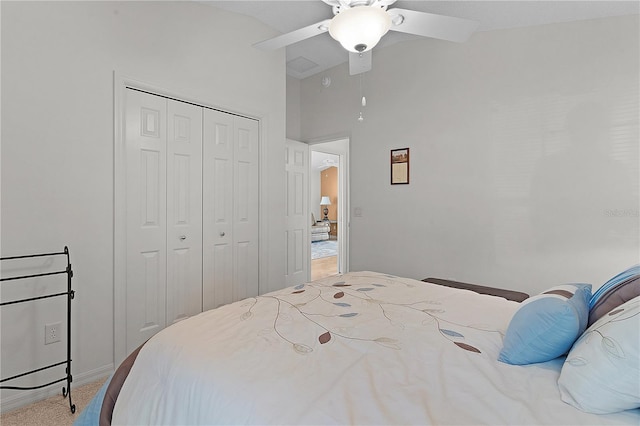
(220, 232, 226, 237)
(179, 235, 187, 241)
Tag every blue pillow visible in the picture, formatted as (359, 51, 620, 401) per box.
(498, 284, 592, 365)
(589, 264, 639, 309)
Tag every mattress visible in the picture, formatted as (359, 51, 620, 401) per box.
(108, 272, 638, 425)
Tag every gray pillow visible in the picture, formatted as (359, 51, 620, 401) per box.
(588, 276, 640, 327)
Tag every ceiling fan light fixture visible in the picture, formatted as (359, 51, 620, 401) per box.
(329, 6, 391, 53)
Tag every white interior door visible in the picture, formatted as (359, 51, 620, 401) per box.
(116, 80, 263, 363)
(166, 99, 203, 325)
(285, 139, 310, 286)
(125, 89, 168, 352)
(203, 110, 259, 309)
(125, 90, 204, 354)
(203, 109, 234, 310)
(233, 116, 260, 301)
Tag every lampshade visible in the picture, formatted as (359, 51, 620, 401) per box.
(320, 196, 332, 206)
(329, 6, 391, 53)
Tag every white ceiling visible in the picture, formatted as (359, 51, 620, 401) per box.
(311, 151, 339, 171)
(206, 1, 639, 79)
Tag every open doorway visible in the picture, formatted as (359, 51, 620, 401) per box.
(310, 152, 339, 280)
(310, 139, 349, 281)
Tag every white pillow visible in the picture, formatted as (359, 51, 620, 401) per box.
(558, 296, 640, 414)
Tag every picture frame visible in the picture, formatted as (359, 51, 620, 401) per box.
(390, 148, 409, 185)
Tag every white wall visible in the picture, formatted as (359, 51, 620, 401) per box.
(287, 75, 302, 141)
(1, 1, 285, 410)
(310, 164, 322, 221)
(299, 15, 639, 294)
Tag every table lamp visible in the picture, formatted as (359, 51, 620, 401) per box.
(320, 196, 331, 221)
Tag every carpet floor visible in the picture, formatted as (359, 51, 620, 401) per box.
(311, 239, 338, 259)
(1, 377, 107, 426)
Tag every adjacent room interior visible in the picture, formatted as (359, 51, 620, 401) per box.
(310, 151, 340, 280)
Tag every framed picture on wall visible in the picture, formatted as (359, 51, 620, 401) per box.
(391, 148, 409, 185)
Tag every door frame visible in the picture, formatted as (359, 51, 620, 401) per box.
(309, 138, 350, 276)
(113, 72, 267, 365)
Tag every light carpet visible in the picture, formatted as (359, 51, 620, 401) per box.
(1, 377, 107, 426)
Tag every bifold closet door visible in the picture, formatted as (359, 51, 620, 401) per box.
(166, 99, 203, 325)
(125, 89, 167, 352)
(203, 109, 259, 311)
(125, 89, 203, 354)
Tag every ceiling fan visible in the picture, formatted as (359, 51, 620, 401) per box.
(254, 0, 479, 75)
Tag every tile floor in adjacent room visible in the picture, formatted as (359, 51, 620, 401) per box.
(311, 255, 338, 281)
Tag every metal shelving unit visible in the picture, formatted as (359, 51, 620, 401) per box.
(0, 246, 75, 413)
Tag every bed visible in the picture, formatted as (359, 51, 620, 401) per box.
(76, 271, 639, 425)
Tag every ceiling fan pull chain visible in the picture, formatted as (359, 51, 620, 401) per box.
(358, 74, 366, 122)
(360, 73, 367, 107)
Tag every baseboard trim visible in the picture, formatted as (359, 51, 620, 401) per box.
(0, 363, 114, 414)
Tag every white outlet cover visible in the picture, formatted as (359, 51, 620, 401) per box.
(45, 322, 62, 345)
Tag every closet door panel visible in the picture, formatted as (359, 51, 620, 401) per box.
(125, 89, 167, 353)
(233, 117, 259, 300)
(166, 100, 203, 324)
(203, 109, 234, 310)
(210, 243, 233, 308)
(235, 241, 250, 301)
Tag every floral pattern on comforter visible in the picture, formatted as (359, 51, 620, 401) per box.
(112, 272, 639, 425)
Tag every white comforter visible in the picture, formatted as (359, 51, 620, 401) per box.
(113, 272, 639, 425)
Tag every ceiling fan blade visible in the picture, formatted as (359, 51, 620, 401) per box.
(387, 8, 479, 43)
(253, 19, 332, 50)
(349, 51, 372, 76)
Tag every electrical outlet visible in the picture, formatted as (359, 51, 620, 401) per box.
(45, 322, 62, 345)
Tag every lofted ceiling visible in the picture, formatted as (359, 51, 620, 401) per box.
(205, 1, 639, 79)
